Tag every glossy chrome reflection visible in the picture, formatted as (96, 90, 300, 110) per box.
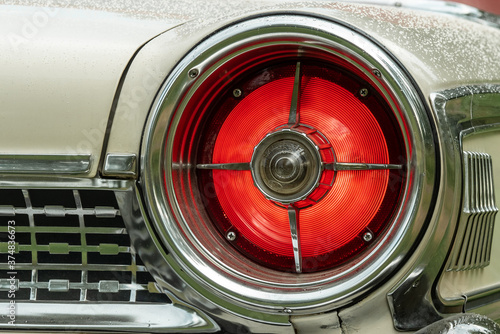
(251, 129, 323, 204)
(103, 153, 137, 177)
(0, 154, 91, 174)
(0, 302, 219, 332)
(287, 205, 302, 273)
(448, 152, 498, 271)
(196, 162, 250, 170)
(325, 162, 404, 171)
(287, 62, 301, 126)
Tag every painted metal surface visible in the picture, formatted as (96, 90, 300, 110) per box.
(0, 5, 179, 176)
(0, 1, 499, 333)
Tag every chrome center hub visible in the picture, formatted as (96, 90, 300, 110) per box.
(251, 129, 323, 204)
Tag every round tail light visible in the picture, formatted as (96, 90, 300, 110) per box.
(142, 15, 436, 316)
(196, 60, 406, 273)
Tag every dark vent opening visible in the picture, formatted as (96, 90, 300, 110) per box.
(0, 189, 26, 207)
(36, 233, 81, 245)
(79, 190, 119, 208)
(88, 271, 132, 284)
(0, 214, 29, 227)
(34, 215, 79, 227)
(84, 215, 125, 228)
(86, 233, 130, 247)
(29, 189, 76, 208)
(87, 290, 131, 302)
(37, 289, 80, 301)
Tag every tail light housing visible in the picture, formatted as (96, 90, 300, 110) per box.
(142, 15, 436, 316)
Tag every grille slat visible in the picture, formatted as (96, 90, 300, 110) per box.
(0, 189, 169, 304)
(448, 152, 498, 271)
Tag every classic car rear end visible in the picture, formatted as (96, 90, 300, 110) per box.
(1, 1, 500, 333)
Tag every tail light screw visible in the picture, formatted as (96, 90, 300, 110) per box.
(363, 232, 373, 242)
(233, 88, 242, 98)
(188, 68, 199, 78)
(373, 69, 382, 77)
(359, 88, 369, 97)
(226, 231, 237, 241)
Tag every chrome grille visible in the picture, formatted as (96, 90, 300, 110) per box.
(0, 189, 169, 303)
(448, 152, 498, 271)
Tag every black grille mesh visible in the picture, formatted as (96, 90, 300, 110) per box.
(0, 189, 169, 303)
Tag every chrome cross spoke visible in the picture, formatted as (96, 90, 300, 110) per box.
(287, 205, 302, 273)
(196, 163, 251, 170)
(324, 162, 404, 171)
(287, 62, 302, 127)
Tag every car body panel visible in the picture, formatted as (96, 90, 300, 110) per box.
(0, 5, 180, 176)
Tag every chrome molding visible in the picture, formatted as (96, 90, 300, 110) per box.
(140, 13, 436, 327)
(448, 152, 498, 271)
(0, 154, 91, 174)
(0, 302, 218, 333)
(103, 153, 137, 177)
(388, 85, 500, 330)
(0, 177, 132, 190)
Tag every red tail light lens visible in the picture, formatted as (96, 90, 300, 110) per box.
(186, 59, 406, 273)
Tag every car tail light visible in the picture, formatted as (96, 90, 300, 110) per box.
(142, 15, 436, 317)
(195, 60, 406, 273)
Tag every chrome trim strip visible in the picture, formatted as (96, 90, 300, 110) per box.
(287, 206, 302, 274)
(325, 162, 403, 171)
(0, 177, 132, 190)
(196, 163, 250, 170)
(0, 154, 91, 174)
(103, 153, 137, 177)
(0, 302, 219, 333)
(287, 62, 301, 126)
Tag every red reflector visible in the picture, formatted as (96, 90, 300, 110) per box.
(194, 61, 405, 272)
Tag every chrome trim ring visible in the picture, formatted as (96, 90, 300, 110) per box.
(141, 14, 436, 318)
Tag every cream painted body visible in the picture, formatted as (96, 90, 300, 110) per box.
(1, 1, 500, 333)
(0, 5, 180, 176)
